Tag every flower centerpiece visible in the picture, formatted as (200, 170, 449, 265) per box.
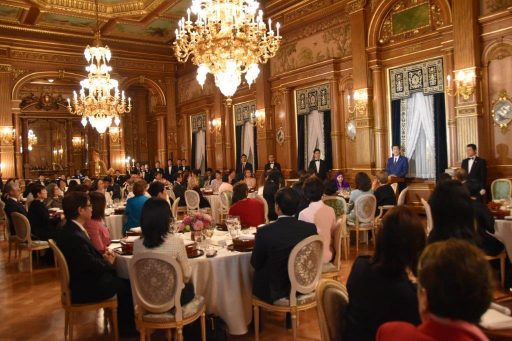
(179, 211, 213, 240)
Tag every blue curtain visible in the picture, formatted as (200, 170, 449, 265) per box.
(391, 99, 401, 147)
(323, 111, 333, 172)
(235, 125, 243, 168)
(434, 93, 448, 179)
(191, 131, 197, 170)
(297, 114, 306, 171)
(252, 126, 258, 170)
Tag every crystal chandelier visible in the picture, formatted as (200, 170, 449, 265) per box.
(173, 0, 282, 103)
(67, 0, 131, 134)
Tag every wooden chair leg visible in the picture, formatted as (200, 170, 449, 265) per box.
(291, 309, 297, 341)
(112, 307, 119, 341)
(355, 229, 359, 254)
(176, 327, 183, 341)
(253, 305, 260, 341)
(200, 312, 206, 341)
(165, 329, 172, 341)
(29, 249, 33, 273)
(8, 240, 12, 263)
(69, 312, 74, 341)
(139, 327, 145, 341)
(500, 256, 506, 289)
(64, 310, 69, 341)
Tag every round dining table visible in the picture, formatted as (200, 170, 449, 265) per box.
(111, 228, 255, 335)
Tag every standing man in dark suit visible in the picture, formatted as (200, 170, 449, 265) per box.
(251, 187, 318, 304)
(55, 192, 135, 334)
(308, 148, 328, 180)
(164, 159, 176, 181)
(385, 145, 408, 191)
(236, 154, 253, 181)
(461, 143, 487, 197)
(153, 161, 164, 178)
(3, 182, 27, 235)
(264, 154, 281, 175)
(182, 159, 191, 171)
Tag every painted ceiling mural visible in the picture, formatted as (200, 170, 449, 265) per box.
(0, 0, 188, 44)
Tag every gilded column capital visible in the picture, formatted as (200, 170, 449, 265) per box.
(347, 0, 367, 14)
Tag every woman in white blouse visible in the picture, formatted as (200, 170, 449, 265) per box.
(133, 197, 195, 305)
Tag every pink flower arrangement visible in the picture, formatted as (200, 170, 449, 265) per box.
(179, 212, 212, 232)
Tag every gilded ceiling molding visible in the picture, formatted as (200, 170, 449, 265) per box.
(482, 40, 512, 64)
(122, 76, 167, 106)
(0, 63, 28, 80)
(283, 0, 335, 23)
(32, 0, 166, 18)
(347, 0, 367, 14)
(280, 14, 350, 44)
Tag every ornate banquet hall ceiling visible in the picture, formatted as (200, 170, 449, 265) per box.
(0, 0, 190, 45)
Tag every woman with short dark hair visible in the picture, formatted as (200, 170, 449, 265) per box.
(346, 172, 373, 222)
(229, 182, 265, 227)
(124, 180, 149, 233)
(377, 239, 493, 341)
(263, 170, 281, 221)
(28, 183, 59, 241)
(133, 198, 195, 305)
(84, 191, 111, 253)
(345, 206, 426, 341)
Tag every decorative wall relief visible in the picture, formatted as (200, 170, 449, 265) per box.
(296, 84, 331, 115)
(177, 73, 214, 104)
(379, 0, 445, 45)
(481, 0, 512, 15)
(270, 19, 351, 76)
(389, 57, 444, 100)
(190, 113, 207, 133)
(234, 101, 256, 126)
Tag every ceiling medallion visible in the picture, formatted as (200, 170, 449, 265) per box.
(67, 0, 131, 134)
(173, 0, 282, 105)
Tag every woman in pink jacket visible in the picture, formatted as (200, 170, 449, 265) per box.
(84, 191, 111, 254)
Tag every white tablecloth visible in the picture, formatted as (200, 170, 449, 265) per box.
(112, 230, 254, 335)
(494, 220, 512, 260)
(105, 214, 124, 240)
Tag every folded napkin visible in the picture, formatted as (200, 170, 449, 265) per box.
(505, 216, 512, 220)
(480, 307, 512, 330)
(184, 240, 195, 246)
(129, 227, 142, 233)
(238, 234, 255, 241)
(124, 236, 139, 243)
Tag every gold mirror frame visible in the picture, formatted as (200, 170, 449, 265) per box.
(492, 91, 512, 129)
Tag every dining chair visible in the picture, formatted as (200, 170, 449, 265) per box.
(11, 212, 50, 272)
(322, 196, 347, 219)
(316, 279, 349, 341)
(1, 202, 18, 263)
(420, 198, 433, 236)
(129, 252, 206, 341)
(0, 199, 6, 240)
(219, 190, 233, 223)
(184, 190, 200, 213)
(346, 194, 377, 254)
(48, 239, 119, 341)
(322, 215, 348, 280)
(252, 235, 324, 341)
(491, 179, 512, 201)
(254, 194, 269, 224)
(486, 251, 507, 289)
(397, 187, 409, 206)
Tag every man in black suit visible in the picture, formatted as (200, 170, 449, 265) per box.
(461, 143, 487, 196)
(372, 171, 397, 215)
(251, 187, 317, 304)
(182, 159, 191, 172)
(307, 148, 328, 180)
(236, 154, 253, 181)
(113, 170, 125, 186)
(141, 164, 153, 183)
(173, 173, 186, 206)
(164, 159, 176, 181)
(153, 161, 164, 177)
(37, 174, 48, 187)
(3, 182, 27, 235)
(55, 192, 135, 334)
(264, 154, 281, 175)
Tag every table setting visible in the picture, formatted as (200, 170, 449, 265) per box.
(109, 215, 256, 335)
(105, 201, 126, 240)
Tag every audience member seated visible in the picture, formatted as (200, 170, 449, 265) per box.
(45, 183, 64, 209)
(92, 178, 113, 206)
(124, 180, 149, 233)
(372, 171, 397, 215)
(437, 172, 452, 183)
(243, 169, 257, 189)
(299, 176, 337, 264)
(428, 180, 476, 245)
(347, 172, 373, 222)
(28, 184, 59, 241)
(3, 181, 27, 236)
(333, 172, 350, 192)
(84, 192, 111, 254)
(466, 178, 504, 256)
(377, 240, 493, 341)
(55, 192, 135, 335)
(133, 198, 194, 305)
(452, 167, 468, 183)
(227, 169, 237, 185)
(173, 173, 186, 206)
(263, 169, 281, 221)
(292, 171, 312, 217)
(66, 180, 79, 193)
(218, 172, 234, 193)
(187, 174, 211, 209)
(57, 179, 67, 193)
(148, 181, 171, 206)
(344, 206, 426, 341)
(251, 187, 318, 303)
(210, 170, 223, 192)
(228, 182, 265, 227)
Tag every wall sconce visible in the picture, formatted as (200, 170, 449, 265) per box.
(109, 126, 121, 143)
(446, 69, 476, 100)
(347, 89, 368, 114)
(209, 118, 222, 134)
(125, 156, 136, 168)
(0, 126, 15, 144)
(250, 110, 265, 129)
(72, 136, 83, 150)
